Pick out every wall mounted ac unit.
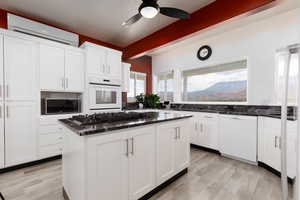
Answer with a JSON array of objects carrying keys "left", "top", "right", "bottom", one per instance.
[{"left": 7, "top": 14, "right": 79, "bottom": 47}]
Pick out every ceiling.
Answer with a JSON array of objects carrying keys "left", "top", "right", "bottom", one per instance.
[{"left": 0, "top": 0, "right": 215, "bottom": 47}]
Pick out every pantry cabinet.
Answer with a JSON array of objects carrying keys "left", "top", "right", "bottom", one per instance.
[
  {"left": 0, "top": 35, "right": 4, "bottom": 169},
  {"left": 81, "top": 42, "right": 122, "bottom": 80},
  {"left": 40, "top": 44, "right": 85, "bottom": 92},
  {"left": 190, "top": 112, "right": 219, "bottom": 150},
  {"left": 2, "top": 36, "right": 39, "bottom": 167},
  {"left": 156, "top": 120, "right": 190, "bottom": 185},
  {"left": 258, "top": 117, "right": 297, "bottom": 178}
]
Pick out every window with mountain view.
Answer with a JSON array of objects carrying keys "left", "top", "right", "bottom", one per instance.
[
  {"left": 182, "top": 60, "right": 247, "bottom": 102},
  {"left": 157, "top": 71, "right": 174, "bottom": 102}
]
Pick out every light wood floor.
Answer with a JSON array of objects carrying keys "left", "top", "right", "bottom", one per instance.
[{"left": 0, "top": 148, "right": 293, "bottom": 200}]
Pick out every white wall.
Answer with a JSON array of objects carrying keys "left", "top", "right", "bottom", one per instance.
[{"left": 152, "top": 8, "right": 300, "bottom": 105}]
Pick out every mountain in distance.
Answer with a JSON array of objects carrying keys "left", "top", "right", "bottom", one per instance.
[{"left": 186, "top": 80, "right": 247, "bottom": 102}]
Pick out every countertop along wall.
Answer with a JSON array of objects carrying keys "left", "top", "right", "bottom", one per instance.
[{"left": 151, "top": 8, "right": 300, "bottom": 105}]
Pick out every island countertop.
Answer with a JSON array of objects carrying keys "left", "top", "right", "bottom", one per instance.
[{"left": 59, "top": 111, "right": 193, "bottom": 136}]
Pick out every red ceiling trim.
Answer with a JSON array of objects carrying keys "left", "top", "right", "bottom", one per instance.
[
  {"left": 0, "top": 8, "right": 122, "bottom": 51},
  {"left": 122, "top": 0, "right": 275, "bottom": 59}
]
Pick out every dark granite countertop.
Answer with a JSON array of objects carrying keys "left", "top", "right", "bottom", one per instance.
[{"left": 59, "top": 112, "right": 193, "bottom": 136}]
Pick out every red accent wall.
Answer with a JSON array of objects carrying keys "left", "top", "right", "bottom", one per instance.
[
  {"left": 124, "top": 56, "right": 152, "bottom": 94},
  {"left": 122, "top": 0, "right": 275, "bottom": 59},
  {"left": 0, "top": 8, "right": 122, "bottom": 51}
]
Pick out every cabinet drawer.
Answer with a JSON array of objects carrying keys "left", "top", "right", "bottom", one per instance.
[
  {"left": 39, "top": 133, "right": 62, "bottom": 146},
  {"left": 40, "top": 124, "right": 62, "bottom": 135},
  {"left": 39, "top": 143, "right": 62, "bottom": 159}
]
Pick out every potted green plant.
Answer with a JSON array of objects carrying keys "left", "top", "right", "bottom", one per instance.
[
  {"left": 144, "top": 94, "right": 160, "bottom": 108},
  {"left": 135, "top": 94, "right": 145, "bottom": 109}
]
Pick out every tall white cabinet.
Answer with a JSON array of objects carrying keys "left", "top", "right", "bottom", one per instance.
[
  {"left": 1, "top": 35, "right": 38, "bottom": 167},
  {"left": 0, "top": 35, "right": 4, "bottom": 169}
]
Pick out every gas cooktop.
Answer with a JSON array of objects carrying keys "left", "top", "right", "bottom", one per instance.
[{"left": 70, "top": 112, "right": 159, "bottom": 126}]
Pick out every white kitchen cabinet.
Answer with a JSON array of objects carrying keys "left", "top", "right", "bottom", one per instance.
[
  {"left": 0, "top": 35, "right": 4, "bottom": 169},
  {"left": 40, "top": 44, "right": 65, "bottom": 91},
  {"left": 4, "top": 36, "right": 38, "bottom": 101},
  {"left": 81, "top": 42, "right": 122, "bottom": 80},
  {"left": 86, "top": 133, "right": 128, "bottom": 200},
  {"left": 106, "top": 49, "right": 122, "bottom": 79},
  {"left": 190, "top": 113, "right": 219, "bottom": 150},
  {"left": 156, "top": 120, "right": 190, "bottom": 185},
  {"left": 65, "top": 49, "right": 85, "bottom": 92},
  {"left": 219, "top": 115, "right": 257, "bottom": 163},
  {"left": 258, "top": 117, "right": 297, "bottom": 178},
  {"left": 122, "top": 62, "right": 131, "bottom": 92},
  {"left": 40, "top": 44, "right": 85, "bottom": 92},
  {"left": 5, "top": 102, "right": 37, "bottom": 167},
  {"left": 128, "top": 127, "right": 156, "bottom": 200}
]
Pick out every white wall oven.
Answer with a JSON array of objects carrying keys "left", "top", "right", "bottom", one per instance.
[{"left": 89, "top": 83, "right": 121, "bottom": 111}]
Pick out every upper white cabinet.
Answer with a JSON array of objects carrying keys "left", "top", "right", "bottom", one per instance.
[
  {"left": 122, "top": 62, "right": 131, "bottom": 92},
  {"left": 258, "top": 117, "right": 297, "bottom": 178},
  {"left": 219, "top": 115, "right": 257, "bottom": 163},
  {"left": 65, "top": 49, "right": 85, "bottom": 91},
  {"left": 4, "top": 36, "right": 38, "bottom": 101},
  {"left": 40, "top": 43, "right": 85, "bottom": 92},
  {"left": 190, "top": 112, "right": 219, "bottom": 150},
  {"left": 156, "top": 120, "right": 190, "bottom": 185},
  {"left": 81, "top": 42, "right": 122, "bottom": 80}
]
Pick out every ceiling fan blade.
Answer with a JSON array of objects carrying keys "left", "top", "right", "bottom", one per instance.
[
  {"left": 122, "top": 13, "right": 143, "bottom": 26},
  {"left": 160, "top": 7, "right": 190, "bottom": 19}
]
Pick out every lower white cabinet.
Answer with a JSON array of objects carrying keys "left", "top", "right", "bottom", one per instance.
[
  {"left": 258, "top": 117, "right": 297, "bottom": 178},
  {"left": 190, "top": 112, "right": 219, "bottom": 150},
  {"left": 219, "top": 115, "right": 257, "bottom": 163},
  {"left": 63, "top": 118, "right": 191, "bottom": 200},
  {"left": 5, "top": 102, "right": 38, "bottom": 167},
  {"left": 156, "top": 120, "right": 190, "bottom": 185}
]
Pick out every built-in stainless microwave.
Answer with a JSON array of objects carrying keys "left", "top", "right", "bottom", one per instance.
[{"left": 41, "top": 98, "right": 81, "bottom": 115}]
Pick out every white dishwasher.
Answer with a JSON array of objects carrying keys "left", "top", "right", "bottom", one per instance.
[{"left": 219, "top": 114, "right": 258, "bottom": 163}]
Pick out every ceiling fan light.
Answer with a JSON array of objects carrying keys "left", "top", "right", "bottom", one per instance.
[{"left": 140, "top": 6, "right": 159, "bottom": 18}]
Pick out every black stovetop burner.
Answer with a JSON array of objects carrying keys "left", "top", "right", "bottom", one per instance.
[{"left": 71, "top": 112, "right": 159, "bottom": 126}]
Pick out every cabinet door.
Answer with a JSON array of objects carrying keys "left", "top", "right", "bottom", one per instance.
[
  {"left": 174, "top": 122, "right": 190, "bottom": 172},
  {"left": 40, "top": 44, "right": 65, "bottom": 91},
  {"left": 156, "top": 123, "right": 176, "bottom": 185},
  {"left": 0, "top": 35, "right": 3, "bottom": 169},
  {"left": 65, "top": 50, "right": 85, "bottom": 92},
  {"left": 4, "top": 36, "right": 38, "bottom": 101},
  {"left": 5, "top": 102, "right": 37, "bottom": 167},
  {"left": 86, "top": 47, "right": 106, "bottom": 76},
  {"left": 86, "top": 134, "right": 128, "bottom": 200},
  {"left": 202, "top": 115, "right": 219, "bottom": 150},
  {"left": 106, "top": 50, "right": 121, "bottom": 78},
  {"left": 128, "top": 127, "right": 155, "bottom": 200},
  {"left": 219, "top": 115, "right": 257, "bottom": 162}
]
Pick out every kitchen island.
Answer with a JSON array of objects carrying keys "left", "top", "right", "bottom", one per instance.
[{"left": 60, "top": 111, "right": 193, "bottom": 200}]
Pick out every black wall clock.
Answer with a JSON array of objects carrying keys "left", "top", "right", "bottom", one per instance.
[{"left": 197, "top": 45, "right": 212, "bottom": 61}]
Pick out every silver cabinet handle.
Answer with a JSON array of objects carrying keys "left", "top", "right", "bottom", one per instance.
[
  {"left": 131, "top": 138, "right": 134, "bottom": 155},
  {"left": 126, "top": 139, "right": 129, "bottom": 157},
  {"left": 61, "top": 78, "right": 65, "bottom": 89},
  {"left": 232, "top": 117, "right": 242, "bottom": 120},
  {"left": 6, "top": 105, "right": 9, "bottom": 118},
  {"left": 200, "top": 123, "right": 203, "bottom": 133},
  {"left": 204, "top": 116, "right": 213, "bottom": 118},
  {"left": 275, "top": 136, "right": 277, "bottom": 148},
  {"left": 275, "top": 136, "right": 281, "bottom": 148},
  {"left": 174, "top": 128, "right": 178, "bottom": 139},
  {"left": 6, "top": 85, "right": 9, "bottom": 98},
  {"left": 178, "top": 127, "right": 181, "bottom": 139},
  {"left": 66, "top": 78, "right": 69, "bottom": 89}
]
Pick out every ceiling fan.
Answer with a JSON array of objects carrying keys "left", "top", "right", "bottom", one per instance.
[{"left": 122, "top": 0, "right": 191, "bottom": 26}]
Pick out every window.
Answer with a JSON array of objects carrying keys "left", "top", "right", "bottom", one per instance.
[
  {"left": 274, "top": 51, "right": 299, "bottom": 105},
  {"left": 127, "top": 71, "right": 146, "bottom": 102},
  {"left": 182, "top": 60, "right": 247, "bottom": 102},
  {"left": 157, "top": 71, "right": 174, "bottom": 102}
]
